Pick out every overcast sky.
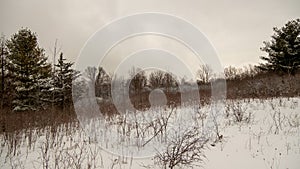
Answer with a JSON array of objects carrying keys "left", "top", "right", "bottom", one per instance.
[{"left": 0, "top": 0, "right": 299, "bottom": 69}]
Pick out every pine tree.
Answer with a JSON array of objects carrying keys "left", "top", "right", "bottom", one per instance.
[
  {"left": 6, "top": 28, "right": 51, "bottom": 111},
  {"left": 95, "top": 67, "right": 111, "bottom": 99},
  {"left": 258, "top": 18, "right": 300, "bottom": 75},
  {"left": 52, "top": 53, "right": 79, "bottom": 109},
  {"left": 0, "top": 35, "right": 9, "bottom": 109}
]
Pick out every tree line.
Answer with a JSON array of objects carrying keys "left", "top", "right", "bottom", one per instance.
[{"left": 0, "top": 18, "right": 299, "bottom": 112}]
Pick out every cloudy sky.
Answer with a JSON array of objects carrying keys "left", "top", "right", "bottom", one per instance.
[{"left": 0, "top": 0, "right": 299, "bottom": 70}]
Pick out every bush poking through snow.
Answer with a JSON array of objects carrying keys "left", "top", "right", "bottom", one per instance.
[
  {"left": 227, "top": 100, "right": 252, "bottom": 124},
  {"left": 155, "top": 127, "right": 208, "bottom": 169}
]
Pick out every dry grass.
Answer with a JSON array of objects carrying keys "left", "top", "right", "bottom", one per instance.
[{"left": 0, "top": 107, "right": 77, "bottom": 134}]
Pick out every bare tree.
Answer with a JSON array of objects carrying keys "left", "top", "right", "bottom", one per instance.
[
  {"left": 162, "top": 72, "right": 177, "bottom": 93},
  {"left": 128, "top": 67, "right": 147, "bottom": 108},
  {"left": 224, "top": 66, "right": 238, "bottom": 80},
  {"left": 84, "top": 66, "right": 97, "bottom": 97},
  {"left": 85, "top": 66, "right": 97, "bottom": 83},
  {"left": 136, "top": 69, "right": 178, "bottom": 93},
  {"left": 129, "top": 67, "right": 147, "bottom": 94},
  {"left": 149, "top": 70, "right": 165, "bottom": 89},
  {"left": 197, "top": 64, "right": 212, "bottom": 84},
  {"left": 225, "top": 64, "right": 260, "bottom": 81},
  {"left": 50, "top": 39, "right": 61, "bottom": 110}
]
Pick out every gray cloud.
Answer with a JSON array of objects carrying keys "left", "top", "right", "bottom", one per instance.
[{"left": 0, "top": 0, "right": 299, "bottom": 68}]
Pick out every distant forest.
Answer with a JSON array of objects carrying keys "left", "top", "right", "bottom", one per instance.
[{"left": 0, "top": 18, "right": 299, "bottom": 113}]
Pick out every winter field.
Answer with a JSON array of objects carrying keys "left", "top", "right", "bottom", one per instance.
[{"left": 0, "top": 97, "right": 300, "bottom": 169}]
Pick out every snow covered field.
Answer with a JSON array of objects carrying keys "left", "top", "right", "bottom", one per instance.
[
  {"left": 1, "top": 97, "right": 300, "bottom": 169},
  {"left": 204, "top": 98, "right": 300, "bottom": 169}
]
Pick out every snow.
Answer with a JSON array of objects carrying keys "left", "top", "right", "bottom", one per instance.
[
  {"left": 1, "top": 97, "right": 300, "bottom": 168},
  {"left": 203, "top": 98, "right": 300, "bottom": 169}
]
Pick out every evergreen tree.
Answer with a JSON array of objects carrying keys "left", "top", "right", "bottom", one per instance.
[
  {"left": 6, "top": 28, "right": 51, "bottom": 111},
  {"left": 95, "top": 67, "right": 111, "bottom": 99},
  {"left": 0, "top": 35, "right": 9, "bottom": 108},
  {"left": 52, "top": 53, "right": 79, "bottom": 109},
  {"left": 258, "top": 18, "right": 300, "bottom": 75}
]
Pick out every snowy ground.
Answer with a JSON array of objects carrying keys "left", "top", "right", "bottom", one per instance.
[
  {"left": 204, "top": 98, "right": 300, "bottom": 169},
  {"left": 0, "top": 97, "right": 300, "bottom": 169}
]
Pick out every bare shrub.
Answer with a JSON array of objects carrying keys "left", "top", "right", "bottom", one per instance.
[
  {"left": 227, "top": 100, "right": 252, "bottom": 123},
  {"left": 287, "top": 113, "right": 300, "bottom": 128},
  {"left": 269, "top": 101, "right": 286, "bottom": 134},
  {"left": 155, "top": 127, "right": 208, "bottom": 169}
]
